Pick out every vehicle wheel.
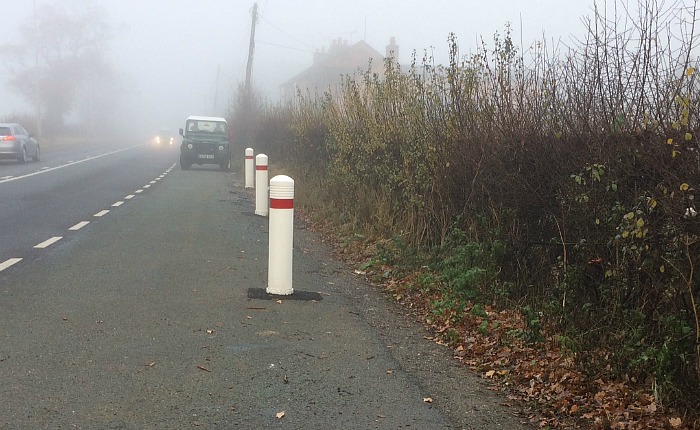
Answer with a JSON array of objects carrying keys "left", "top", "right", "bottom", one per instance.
[
  {"left": 32, "top": 145, "right": 40, "bottom": 162},
  {"left": 18, "top": 147, "right": 27, "bottom": 164},
  {"left": 180, "top": 156, "right": 190, "bottom": 170}
]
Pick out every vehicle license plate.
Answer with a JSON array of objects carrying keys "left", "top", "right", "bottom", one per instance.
[{"left": 198, "top": 154, "right": 215, "bottom": 159}]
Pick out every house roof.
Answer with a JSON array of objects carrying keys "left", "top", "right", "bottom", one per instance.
[{"left": 283, "top": 40, "right": 385, "bottom": 88}]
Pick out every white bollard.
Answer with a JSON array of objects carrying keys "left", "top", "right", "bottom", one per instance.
[
  {"left": 244, "top": 148, "right": 254, "bottom": 188},
  {"left": 267, "top": 175, "right": 294, "bottom": 295},
  {"left": 254, "top": 154, "right": 269, "bottom": 217}
]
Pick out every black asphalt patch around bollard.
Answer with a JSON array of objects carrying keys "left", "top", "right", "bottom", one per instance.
[{"left": 247, "top": 287, "right": 323, "bottom": 301}]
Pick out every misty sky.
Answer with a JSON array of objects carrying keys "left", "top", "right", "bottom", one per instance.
[{"left": 0, "top": 0, "right": 691, "bottom": 134}]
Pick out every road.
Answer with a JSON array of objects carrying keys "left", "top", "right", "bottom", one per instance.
[
  {"left": 0, "top": 140, "right": 531, "bottom": 429},
  {"left": 0, "top": 139, "right": 177, "bottom": 266}
]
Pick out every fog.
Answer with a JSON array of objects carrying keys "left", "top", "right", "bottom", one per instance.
[{"left": 0, "top": 0, "right": 684, "bottom": 138}]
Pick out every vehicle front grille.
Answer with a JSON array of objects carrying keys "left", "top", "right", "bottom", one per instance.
[{"left": 194, "top": 142, "right": 217, "bottom": 154}]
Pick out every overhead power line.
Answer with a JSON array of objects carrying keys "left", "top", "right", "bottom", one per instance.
[
  {"left": 255, "top": 40, "right": 313, "bottom": 53},
  {"left": 257, "top": 12, "right": 315, "bottom": 50}
]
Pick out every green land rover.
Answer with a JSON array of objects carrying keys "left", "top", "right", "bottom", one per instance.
[{"left": 179, "top": 116, "right": 231, "bottom": 171}]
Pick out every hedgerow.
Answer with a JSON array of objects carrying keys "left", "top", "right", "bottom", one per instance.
[{"left": 230, "top": 0, "right": 700, "bottom": 416}]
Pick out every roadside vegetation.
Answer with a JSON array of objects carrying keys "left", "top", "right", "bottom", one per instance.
[{"left": 230, "top": 1, "right": 700, "bottom": 428}]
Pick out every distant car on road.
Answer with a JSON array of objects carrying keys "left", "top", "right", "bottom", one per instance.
[
  {"left": 179, "top": 116, "right": 231, "bottom": 171},
  {"left": 0, "top": 123, "right": 40, "bottom": 163},
  {"left": 154, "top": 129, "right": 175, "bottom": 147}
]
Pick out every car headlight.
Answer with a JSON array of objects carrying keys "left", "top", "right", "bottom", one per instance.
[
  {"left": 169, "top": 138, "right": 174, "bottom": 144},
  {"left": 156, "top": 136, "right": 161, "bottom": 143},
  {"left": 187, "top": 143, "right": 193, "bottom": 149}
]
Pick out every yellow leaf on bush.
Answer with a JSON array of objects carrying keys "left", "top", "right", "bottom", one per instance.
[
  {"left": 667, "top": 138, "right": 673, "bottom": 145},
  {"left": 670, "top": 417, "right": 683, "bottom": 427},
  {"left": 680, "top": 183, "right": 690, "bottom": 191},
  {"left": 685, "top": 132, "right": 693, "bottom": 141},
  {"left": 687, "top": 67, "right": 696, "bottom": 76}
]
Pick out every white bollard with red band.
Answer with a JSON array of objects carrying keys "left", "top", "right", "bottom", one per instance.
[
  {"left": 255, "top": 154, "right": 269, "bottom": 216},
  {"left": 267, "top": 175, "right": 294, "bottom": 295},
  {"left": 244, "top": 148, "right": 254, "bottom": 188}
]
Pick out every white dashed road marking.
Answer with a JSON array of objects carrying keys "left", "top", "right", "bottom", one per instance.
[
  {"left": 34, "top": 237, "right": 63, "bottom": 249},
  {"left": 1, "top": 163, "right": 176, "bottom": 274},
  {"left": 69, "top": 221, "right": 90, "bottom": 231},
  {"left": 0, "top": 258, "right": 22, "bottom": 272}
]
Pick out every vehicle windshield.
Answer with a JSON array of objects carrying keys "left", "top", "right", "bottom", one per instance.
[{"left": 186, "top": 120, "right": 226, "bottom": 134}]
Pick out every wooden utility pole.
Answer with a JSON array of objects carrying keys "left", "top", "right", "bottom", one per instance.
[{"left": 245, "top": 3, "right": 258, "bottom": 93}]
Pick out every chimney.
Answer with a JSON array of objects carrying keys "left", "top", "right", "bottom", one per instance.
[{"left": 386, "top": 36, "right": 399, "bottom": 61}]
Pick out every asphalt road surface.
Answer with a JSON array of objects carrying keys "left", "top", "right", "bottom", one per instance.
[{"left": 0, "top": 140, "right": 532, "bottom": 429}]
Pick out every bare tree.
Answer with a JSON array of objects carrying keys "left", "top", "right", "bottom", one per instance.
[{"left": 2, "top": 2, "right": 116, "bottom": 134}]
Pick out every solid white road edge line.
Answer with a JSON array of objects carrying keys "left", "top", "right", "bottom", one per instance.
[{"left": 0, "top": 145, "right": 142, "bottom": 184}]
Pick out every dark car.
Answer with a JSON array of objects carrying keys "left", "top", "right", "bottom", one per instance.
[
  {"left": 179, "top": 116, "right": 231, "bottom": 171},
  {"left": 0, "top": 123, "right": 40, "bottom": 163}
]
